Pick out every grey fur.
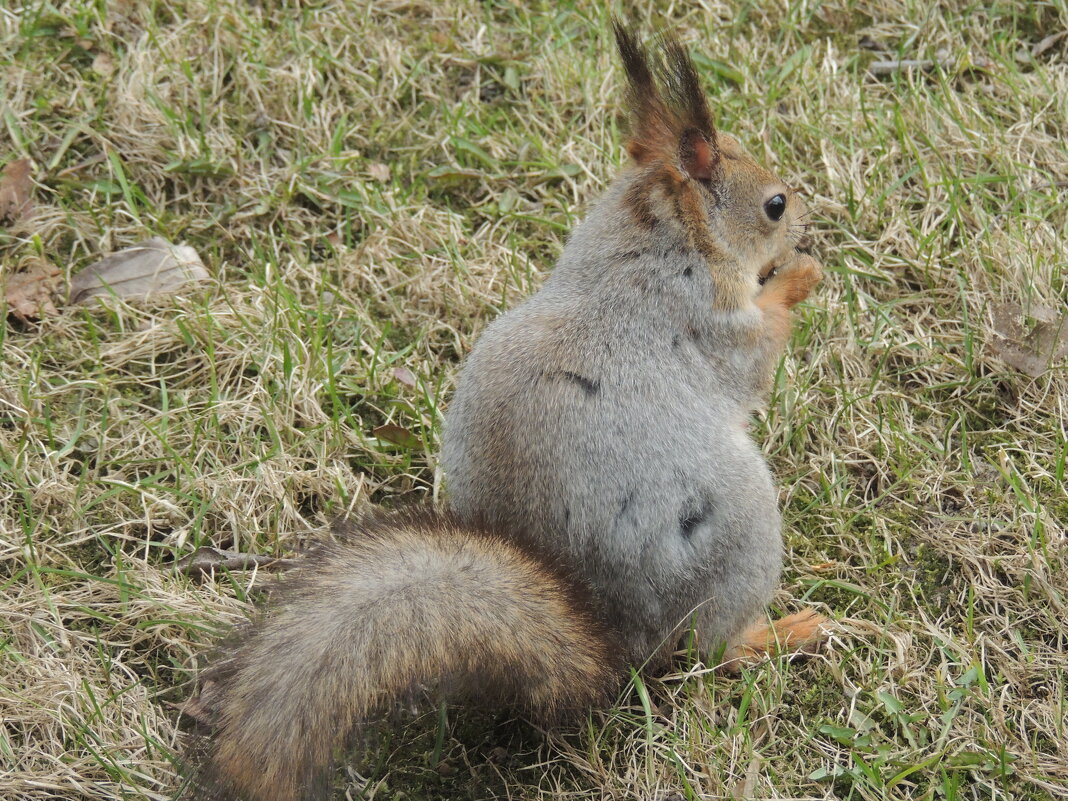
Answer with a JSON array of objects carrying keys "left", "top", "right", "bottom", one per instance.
[{"left": 443, "top": 175, "right": 785, "bottom": 664}]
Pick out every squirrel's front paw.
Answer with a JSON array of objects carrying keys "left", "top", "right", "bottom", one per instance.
[{"left": 760, "top": 254, "right": 823, "bottom": 309}]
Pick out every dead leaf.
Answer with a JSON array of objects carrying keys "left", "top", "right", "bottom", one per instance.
[
  {"left": 730, "top": 756, "right": 762, "bottom": 799},
  {"left": 92, "top": 52, "right": 115, "bottom": 78},
  {"left": 990, "top": 302, "right": 1068, "bottom": 377},
  {"left": 70, "top": 237, "right": 210, "bottom": 304},
  {"left": 367, "top": 162, "right": 391, "bottom": 183},
  {"left": 392, "top": 366, "right": 417, "bottom": 388},
  {"left": 1033, "top": 30, "right": 1068, "bottom": 58},
  {"left": 175, "top": 545, "right": 298, "bottom": 577},
  {"left": 0, "top": 158, "right": 34, "bottom": 224},
  {"left": 5, "top": 257, "right": 60, "bottom": 321},
  {"left": 372, "top": 424, "right": 421, "bottom": 450}
]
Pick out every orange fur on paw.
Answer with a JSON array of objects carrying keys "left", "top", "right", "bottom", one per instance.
[
  {"left": 758, "top": 254, "right": 823, "bottom": 310},
  {"left": 717, "top": 609, "right": 830, "bottom": 674}
]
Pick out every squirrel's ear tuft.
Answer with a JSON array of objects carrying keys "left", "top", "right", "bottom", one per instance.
[
  {"left": 613, "top": 21, "right": 670, "bottom": 165},
  {"left": 659, "top": 37, "right": 719, "bottom": 180},
  {"left": 613, "top": 21, "right": 720, "bottom": 181}
]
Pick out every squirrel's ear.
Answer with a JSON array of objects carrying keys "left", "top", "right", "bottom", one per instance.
[
  {"left": 614, "top": 22, "right": 720, "bottom": 180},
  {"left": 681, "top": 129, "right": 717, "bottom": 181}
]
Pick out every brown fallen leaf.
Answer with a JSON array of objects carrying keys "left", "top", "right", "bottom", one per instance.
[
  {"left": 70, "top": 237, "right": 210, "bottom": 304},
  {"left": 730, "top": 755, "right": 763, "bottom": 799},
  {"left": 175, "top": 545, "right": 299, "bottom": 577},
  {"left": 0, "top": 158, "right": 34, "bottom": 224},
  {"left": 392, "top": 366, "right": 418, "bottom": 388},
  {"left": 991, "top": 302, "right": 1068, "bottom": 377},
  {"left": 372, "top": 423, "right": 422, "bottom": 450},
  {"left": 1033, "top": 30, "right": 1068, "bottom": 58},
  {"left": 5, "top": 257, "right": 61, "bottom": 321}
]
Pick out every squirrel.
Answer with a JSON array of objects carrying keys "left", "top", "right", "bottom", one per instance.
[{"left": 182, "top": 22, "right": 827, "bottom": 801}]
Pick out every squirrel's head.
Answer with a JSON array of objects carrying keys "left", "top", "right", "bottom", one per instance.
[{"left": 613, "top": 23, "right": 810, "bottom": 301}]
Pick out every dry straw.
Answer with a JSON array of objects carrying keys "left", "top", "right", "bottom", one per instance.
[{"left": 1, "top": 1, "right": 1065, "bottom": 799}]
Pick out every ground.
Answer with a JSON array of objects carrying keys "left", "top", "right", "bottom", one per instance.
[{"left": 1, "top": 1, "right": 1066, "bottom": 800}]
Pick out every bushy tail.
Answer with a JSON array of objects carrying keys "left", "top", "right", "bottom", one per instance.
[{"left": 185, "top": 510, "right": 619, "bottom": 801}]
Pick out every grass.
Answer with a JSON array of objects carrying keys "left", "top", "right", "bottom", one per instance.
[{"left": 1, "top": 0, "right": 1066, "bottom": 799}]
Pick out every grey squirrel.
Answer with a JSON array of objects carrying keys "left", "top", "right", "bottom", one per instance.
[{"left": 183, "top": 23, "right": 827, "bottom": 801}]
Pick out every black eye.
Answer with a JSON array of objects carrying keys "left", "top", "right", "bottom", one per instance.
[{"left": 764, "top": 193, "right": 786, "bottom": 222}]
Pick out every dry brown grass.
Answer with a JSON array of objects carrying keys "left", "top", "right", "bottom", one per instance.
[{"left": 1, "top": 1, "right": 1066, "bottom": 799}]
